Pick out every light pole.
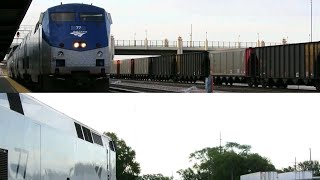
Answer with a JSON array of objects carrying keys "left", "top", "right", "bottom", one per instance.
[
  {"left": 258, "top": 33, "right": 260, "bottom": 47},
  {"left": 311, "top": 0, "right": 313, "bottom": 42},
  {"left": 145, "top": 30, "right": 148, "bottom": 47},
  {"left": 189, "top": 24, "right": 193, "bottom": 47}
]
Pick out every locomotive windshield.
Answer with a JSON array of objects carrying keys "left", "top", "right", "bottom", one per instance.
[
  {"left": 80, "top": 13, "right": 104, "bottom": 22},
  {"left": 51, "top": 13, "right": 76, "bottom": 22}
]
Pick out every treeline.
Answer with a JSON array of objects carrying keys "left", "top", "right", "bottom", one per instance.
[{"left": 105, "top": 132, "right": 319, "bottom": 180}]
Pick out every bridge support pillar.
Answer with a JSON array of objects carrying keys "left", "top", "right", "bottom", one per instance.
[
  {"left": 177, "top": 36, "right": 183, "bottom": 54},
  {"left": 144, "top": 38, "right": 148, "bottom": 48},
  {"left": 205, "top": 39, "right": 209, "bottom": 51},
  {"left": 110, "top": 35, "right": 115, "bottom": 60}
]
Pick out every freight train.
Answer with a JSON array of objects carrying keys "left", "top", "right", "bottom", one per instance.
[
  {"left": 7, "top": 3, "right": 113, "bottom": 91},
  {"left": 111, "top": 53, "right": 210, "bottom": 83},
  {"left": 0, "top": 93, "right": 117, "bottom": 180},
  {"left": 111, "top": 41, "right": 320, "bottom": 91}
]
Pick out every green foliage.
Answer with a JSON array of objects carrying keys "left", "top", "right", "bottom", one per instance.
[
  {"left": 281, "top": 160, "right": 320, "bottom": 176},
  {"left": 178, "top": 142, "right": 276, "bottom": 180},
  {"left": 104, "top": 132, "right": 141, "bottom": 180},
  {"left": 136, "top": 174, "right": 173, "bottom": 180}
]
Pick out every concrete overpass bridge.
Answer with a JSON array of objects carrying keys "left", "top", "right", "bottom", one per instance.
[
  {"left": 9, "top": 28, "right": 282, "bottom": 57},
  {"left": 112, "top": 37, "right": 282, "bottom": 56},
  {"left": 0, "top": 0, "right": 33, "bottom": 61}
]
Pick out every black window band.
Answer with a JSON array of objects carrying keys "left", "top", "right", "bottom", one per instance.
[{"left": 7, "top": 93, "right": 24, "bottom": 115}]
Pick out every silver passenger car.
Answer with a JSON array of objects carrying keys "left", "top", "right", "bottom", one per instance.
[{"left": 0, "top": 93, "right": 116, "bottom": 180}]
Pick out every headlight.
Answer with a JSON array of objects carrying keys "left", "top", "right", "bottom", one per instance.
[
  {"left": 81, "top": 42, "right": 87, "bottom": 48},
  {"left": 57, "top": 51, "right": 64, "bottom": 57},
  {"left": 97, "top": 51, "right": 103, "bottom": 57},
  {"left": 74, "top": 42, "right": 80, "bottom": 48}
]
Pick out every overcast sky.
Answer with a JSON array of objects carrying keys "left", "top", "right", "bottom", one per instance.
[
  {"left": 28, "top": 93, "right": 320, "bottom": 179},
  {"left": 21, "top": 0, "right": 320, "bottom": 43},
  {"left": 17, "top": 0, "right": 320, "bottom": 178}
]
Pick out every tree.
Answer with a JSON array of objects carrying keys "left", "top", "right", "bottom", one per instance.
[
  {"left": 104, "top": 132, "right": 141, "bottom": 180},
  {"left": 178, "top": 142, "right": 276, "bottom": 180},
  {"left": 137, "top": 174, "right": 172, "bottom": 180},
  {"left": 298, "top": 160, "right": 320, "bottom": 176},
  {"left": 280, "top": 166, "right": 295, "bottom": 173},
  {"left": 177, "top": 168, "right": 199, "bottom": 180},
  {"left": 280, "top": 160, "right": 320, "bottom": 176}
]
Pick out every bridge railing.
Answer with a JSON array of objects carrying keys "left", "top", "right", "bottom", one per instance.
[
  {"left": 115, "top": 40, "right": 282, "bottom": 49},
  {"left": 115, "top": 40, "right": 178, "bottom": 47},
  {"left": 10, "top": 37, "right": 283, "bottom": 49}
]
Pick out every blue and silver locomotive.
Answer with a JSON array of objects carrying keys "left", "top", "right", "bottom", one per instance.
[{"left": 7, "top": 3, "right": 113, "bottom": 91}]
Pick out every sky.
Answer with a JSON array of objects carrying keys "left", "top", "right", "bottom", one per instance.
[
  {"left": 28, "top": 93, "right": 320, "bottom": 179},
  {"left": 16, "top": 0, "right": 320, "bottom": 178},
  {"left": 20, "top": 0, "right": 320, "bottom": 44}
]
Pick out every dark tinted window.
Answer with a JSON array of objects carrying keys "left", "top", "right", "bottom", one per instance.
[
  {"left": 82, "top": 127, "right": 93, "bottom": 143},
  {"left": 109, "top": 141, "right": 116, "bottom": 151},
  {"left": 112, "top": 141, "right": 117, "bottom": 151},
  {"left": 7, "top": 93, "right": 24, "bottom": 115},
  {"left": 80, "top": 13, "right": 104, "bottom": 22},
  {"left": 92, "top": 133, "right": 103, "bottom": 146},
  {"left": 51, "top": 13, "right": 76, "bottom": 22},
  {"left": 74, "top": 123, "right": 84, "bottom": 140}
]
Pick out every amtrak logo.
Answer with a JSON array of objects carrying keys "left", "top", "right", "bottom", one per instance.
[{"left": 70, "top": 31, "right": 88, "bottom": 37}]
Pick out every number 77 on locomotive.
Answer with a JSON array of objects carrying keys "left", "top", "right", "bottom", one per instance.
[{"left": 7, "top": 3, "right": 113, "bottom": 91}]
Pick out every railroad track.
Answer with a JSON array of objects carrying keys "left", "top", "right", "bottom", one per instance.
[
  {"left": 110, "top": 79, "right": 317, "bottom": 93},
  {"left": 109, "top": 84, "right": 177, "bottom": 93}
]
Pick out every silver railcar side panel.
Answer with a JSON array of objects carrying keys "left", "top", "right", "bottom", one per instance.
[
  {"left": 134, "top": 58, "right": 149, "bottom": 75},
  {"left": 29, "top": 26, "right": 42, "bottom": 82},
  {"left": 210, "top": 49, "right": 246, "bottom": 76},
  {"left": 110, "top": 61, "right": 118, "bottom": 74},
  {"left": 0, "top": 107, "right": 41, "bottom": 180},
  {"left": 20, "top": 94, "right": 76, "bottom": 136},
  {"left": 120, "top": 60, "right": 131, "bottom": 74},
  {"left": 0, "top": 94, "right": 116, "bottom": 180}
]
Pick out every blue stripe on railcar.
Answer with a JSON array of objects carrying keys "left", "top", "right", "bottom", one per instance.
[{"left": 41, "top": 3, "right": 110, "bottom": 51}]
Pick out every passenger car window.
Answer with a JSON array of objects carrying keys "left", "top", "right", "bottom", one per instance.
[
  {"left": 92, "top": 132, "right": 103, "bottom": 146},
  {"left": 82, "top": 126, "right": 93, "bottom": 143},
  {"left": 74, "top": 123, "right": 84, "bottom": 140}
]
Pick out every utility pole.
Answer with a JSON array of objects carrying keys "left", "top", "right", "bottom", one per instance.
[
  {"left": 219, "top": 131, "right": 222, "bottom": 154},
  {"left": 295, "top": 157, "right": 297, "bottom": 180},
  {"left": 310, "top": 148, "right": 313, "bottom": 176},
  {"left": 310, "top": 148, "right": 312, "bottom": 161}
]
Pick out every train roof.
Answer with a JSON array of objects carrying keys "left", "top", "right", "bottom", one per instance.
[
  {"left": 0, "top": 93, "right": 105, "bottom": 138},
  {"left": 47, "top": 3, "right": 106, "bottom": 13}
]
